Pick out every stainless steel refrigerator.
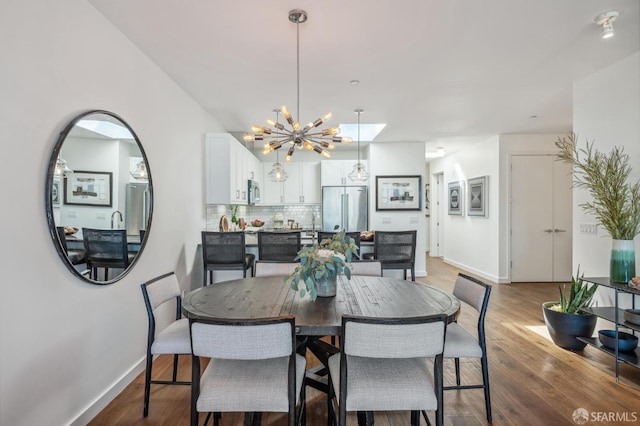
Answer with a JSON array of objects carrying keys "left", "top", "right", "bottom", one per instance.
[
  {"left": 322, "top": 186, "right": 368, "bottom": 232},
  {"left": 125, "top": 183, "right": 151, "bottom": 238}
]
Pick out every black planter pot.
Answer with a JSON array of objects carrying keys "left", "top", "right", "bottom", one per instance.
[{"left": 542, "top": 302, "right": 597, "bottom": 351}]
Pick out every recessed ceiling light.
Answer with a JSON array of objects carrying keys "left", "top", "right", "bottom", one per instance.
[
  {"left": 594, "top": 11, "right": 619, "bottom": 39},
  {"left": 349, "top": 80, "right": 360, "bottom": 86}
]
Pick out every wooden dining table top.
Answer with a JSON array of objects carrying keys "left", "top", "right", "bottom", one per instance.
[{"left": 182, "top": 275, "right": 460, "bottom": 336}]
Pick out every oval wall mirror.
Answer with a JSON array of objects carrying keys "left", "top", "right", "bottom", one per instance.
[{"left": 45, "top": 110, "right": 153, "bottom": 285}]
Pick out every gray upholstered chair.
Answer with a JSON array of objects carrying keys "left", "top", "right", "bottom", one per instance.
[
  {"left": 443, "top": 273, "right": 493, "bottom": 422},
  {"left": 189, "top": 315, "right": 306, "bottom": 426},
  {"left": 140, "top": 272, "right": 191, "bottom": 417},
  {"left": 258, "top": 231, "right": 301, "bottom": 262},
  {"left": 328, "top": 314, "right": 447, "bottom": 426},
  {"left": 202, "top": 231, "right": 255, "bottom": 285},
  {"left": 254, "top": 261, "right": 300, "bottom": 277},
  {"left": 362, "top": 230, "right": 417, "bottom": 281},
  {"left": 347, "top": 260, "right": 382, "bottom": 277}
]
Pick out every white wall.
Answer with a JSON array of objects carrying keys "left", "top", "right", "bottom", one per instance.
[
  {"left": 0, "top": 1, "right": 223, "bottom": 425},
  {"left": 573, "top": 52, "right": 640, "bottom": 307},
  {"left": 369, "top": 142, "right": 427, "bottom": 276},
  {"left": 429, "top": 137, "right": 501, "bottom": 281}
]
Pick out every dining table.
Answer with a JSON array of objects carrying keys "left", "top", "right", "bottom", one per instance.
[
  {"left": 181, "top": 275, "right": 461, "bottom": 336},
  {"left": 182, "top": 274, "right": 461, "bottom": 418}
]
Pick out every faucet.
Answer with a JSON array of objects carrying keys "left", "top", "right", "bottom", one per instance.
[{"left": 111, "top": 210, "right": 123, "bottom": 229}]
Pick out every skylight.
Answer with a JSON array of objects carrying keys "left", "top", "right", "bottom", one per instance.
[
  {"left": 338, "top": 123, "right": 386, "bottom": 142},
  {"left": 76, "top": 119, "right": 134, "bottom": 140}
]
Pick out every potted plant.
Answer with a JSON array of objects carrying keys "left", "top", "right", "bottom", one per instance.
[
  {"left": 555, "top": 133, "right": 640, "bottom": 283},
  {"left": 542, "top": 268, "right": 599, "bottom": 350},
  {"left": 286, "top": 229, "right": 359, "bottom": 300}
]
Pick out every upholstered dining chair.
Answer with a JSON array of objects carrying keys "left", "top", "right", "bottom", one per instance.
[
  {"left": 140, "top": 272, "right": 191, "bottom": 417},
  {"left": 362, "top": 230, "right": 417, "bottom": 281},
  {"left": 189, "top": 315, "right": 306, "bottom": 426},
  {"left": 258, "top": 231, "right": 301, "bottom": 262},
  {"left": 82, "top": 228, "right": 134, "bottom": 281},
  {"left": 328, "top": 314, "right": 447, "bottom": 426},
  {"left": 254, "top": 261, "right": 300, "bottom": 278},
  {"left": 443, "top": 273, "right": 493, "bottom": 422},
  {"left": 347, "top": 260, "right": 382, "bottom": 277},
  {"left": 201, "top": 231, "right": 255, "bottom": 285}
]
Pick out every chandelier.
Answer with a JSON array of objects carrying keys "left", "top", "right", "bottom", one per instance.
[
  {"left": 243, "top": 9, "right": 352, "bottom": 161},
  {"left": 348, "top": 109, "right": 370, "bottom": 182}
]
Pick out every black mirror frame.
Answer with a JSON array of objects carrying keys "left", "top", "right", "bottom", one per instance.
[{"left": 45, "top": 110, "right": 153, "bottom": 285}]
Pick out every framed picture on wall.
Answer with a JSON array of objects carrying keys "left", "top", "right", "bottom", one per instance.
[
  {"left": 64, "top": 170, "right": 113, "bottom": 207},
  {"left": 448, "top": 181, "right": 463, "bottom": 215},
  {"left": 376, "top": 175, "right": 422, "bottom": 211},
  {"left": 467, "top": 176, "right": 488, "bottom": 217},
  {"left": 52, "top": 177, "right": 61, "bottom": 207},
  {"left": 424, "top": 183, "right": 431, "bottom": 217}
]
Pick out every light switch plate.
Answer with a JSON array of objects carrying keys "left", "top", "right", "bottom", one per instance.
[{"left": 579, "top": 223, "right": 598, "bottom": 235}]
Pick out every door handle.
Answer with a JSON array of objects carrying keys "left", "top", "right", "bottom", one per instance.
[
  {"left": 554, "top": 229, "right": 567, "bottom": 233},
  {"left": 544, "top": 229, "right": 554, "bottom": 233}
]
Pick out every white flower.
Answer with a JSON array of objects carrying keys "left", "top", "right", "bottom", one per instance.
[{"left": 315, "top": 249, "right": 344, "bottom": 261}]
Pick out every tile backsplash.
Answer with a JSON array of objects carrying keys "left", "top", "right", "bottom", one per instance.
[{"left": 206, "top": 204, "right": 321, "bottom": 231}]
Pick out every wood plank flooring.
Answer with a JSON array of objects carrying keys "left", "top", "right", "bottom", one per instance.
[{"left": 90, "top": 257, "right": 640, "bottom": 425}]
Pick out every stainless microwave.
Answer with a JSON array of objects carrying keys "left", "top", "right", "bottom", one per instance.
[{"left": 247, "top": 179, "right": 260, "bottom": 205}]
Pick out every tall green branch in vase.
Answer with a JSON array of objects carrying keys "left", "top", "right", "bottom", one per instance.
[{"left": 555, "top": 133, "right": 640, "bottom": 240}]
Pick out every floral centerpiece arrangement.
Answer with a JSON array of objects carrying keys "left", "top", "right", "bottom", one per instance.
[{"left": 286, "top": 229, "right": 359, "bottom": 300}]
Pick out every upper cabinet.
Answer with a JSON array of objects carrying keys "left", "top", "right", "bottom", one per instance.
[
  {"left": 205, "top": 133, "right": 261, "bottom": 205},
  {"left": 262, "top": 161, "right": 320, "bottom": 205},
  {"left": 283, "top": 162, "right": 320, "bottom": 204},
  {"left": 321, "top": 160, "right": 369, "bottom": 186}
]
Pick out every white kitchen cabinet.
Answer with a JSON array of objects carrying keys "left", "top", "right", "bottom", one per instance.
[
  {"left": 261, "top": 161, "right": 320, "bottom": 205},
  {"left": 320, "top": 160, "right": 368, "bottom": 186},
  {"left": 262, "top": 164, "right": 284, "bottom": 204},
  {"left": 283, "top": 162, "right": 320, "bottom": 204},
  {"left": 205, "top": 133, "right": 259, "bottom": 205}
]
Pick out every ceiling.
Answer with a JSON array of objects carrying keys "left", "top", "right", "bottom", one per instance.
[{"left": 89, "top": 0, "right": 639, "bottom": 156}]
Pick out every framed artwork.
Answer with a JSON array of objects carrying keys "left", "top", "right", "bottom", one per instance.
[
  {"left": 448, "top": 181, "right": 463, "bottom": 215},
  {"left": 467, "top": 175, "right": 488, "bottom": 217},
  {"left": 424, "top": 183, "right": 431, "bottom": 217},
  {"left": 52, "top": 177, "right": 61, "bottom": 207},
  {"left": 376, "top": 175, "right": 422, "bottom": 211},
  {"left": 64, "top": 170, "right": 113, "bottom": 207}
]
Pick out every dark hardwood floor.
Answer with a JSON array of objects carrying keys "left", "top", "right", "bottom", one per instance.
[{"left": 90, "top": 257, "right": 640, "bottom": 425}]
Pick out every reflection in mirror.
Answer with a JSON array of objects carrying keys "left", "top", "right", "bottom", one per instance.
[{"left": 46, "top": 110, "right": 153, "bottom": 285}]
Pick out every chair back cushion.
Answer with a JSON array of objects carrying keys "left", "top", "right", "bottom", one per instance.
[
  {"left": 191, "top": 317, "right": 294, "bottom": 360},
  {"left": 202, "top": 231, "right": 246, "bottom": 265},
  {"left": 453, "top": 273, "right": 490, "bottom": 313},
  {"left": 143, "top": 272, "right": 181, "bottom": 311},
  {"left": 347, "top": 261, "right": 382, "bottom": 277},
  {"left": 255, "top": 261, "right": 300, "bottom": 277},
  {"left": 343, "top": 315, "right": 446, "bottom": 358}
]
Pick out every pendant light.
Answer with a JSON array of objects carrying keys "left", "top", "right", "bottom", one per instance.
[
  {"left": 130, "top": 160, "right": 148, "bottom": 180},
  {"left": 348, "top": 109, "right": 369, "bottom": 182},
  {"left": 54, "top": 154, "right": 73, "bottom": 177},
  {"left": 268, "top": 109, "right": 288, "bottom": 182}
]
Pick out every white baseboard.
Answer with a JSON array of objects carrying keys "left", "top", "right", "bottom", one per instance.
[
  {"left": 70, "top": 356, "right": 146, "bottom": 426},
  {"left": 443, "top": 258, "right": 508, "bottom": 283}
]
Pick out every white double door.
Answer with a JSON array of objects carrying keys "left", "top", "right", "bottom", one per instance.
[{"left": 510, "top": 155, "right": 572, "bottom": 282}]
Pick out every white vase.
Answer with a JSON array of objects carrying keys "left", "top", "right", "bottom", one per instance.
[{"left": 316, "top": 275, "right": 337, "bottom": 298}]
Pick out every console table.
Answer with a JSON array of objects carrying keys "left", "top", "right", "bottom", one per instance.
[{"left": 579, "top": 277, "right": 640, "bottom": 383}]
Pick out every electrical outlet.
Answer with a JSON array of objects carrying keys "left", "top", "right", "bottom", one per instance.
[
  {"left": 579, "top": 223, "right": 598, "bottom": 235},
  {"left": 382, "top": 216, "right": 391, "bottom": 224}
]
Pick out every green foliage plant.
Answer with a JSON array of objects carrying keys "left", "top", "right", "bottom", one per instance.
[
  {"left": 286, "top": 228, "right": 359, "bottom": 301},
  {"left": 548, "top": 267, "right": 598, "bottom": 314},
  {"left": 555, "top": 133, "right": 640, "bottom": 240}
]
